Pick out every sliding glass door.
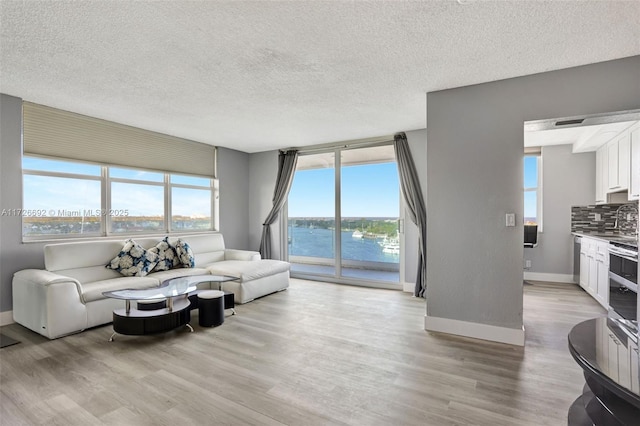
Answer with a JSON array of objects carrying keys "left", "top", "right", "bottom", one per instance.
[
  {"left": 287, "top": 152, "right": 336, "bottom": 276},
  {"left": 286, "top": 143, "right": 400, "bottom": 287}
]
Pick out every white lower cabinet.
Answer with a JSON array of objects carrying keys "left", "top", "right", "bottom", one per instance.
[
  {"left": 579, "top": 236, "right": 609, "bottom": 309},
  {"left": 588, "top": 250, "right": 598, "bottom": 297},
  {"left": 579, "top": 248, "right": 588, "bottom": 290},
  {"left": 595, "top": 246, "right": 609, "bottom": 307}
]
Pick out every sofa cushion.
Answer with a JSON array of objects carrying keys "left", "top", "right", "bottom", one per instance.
[
  {"left": 205, "top": 260, "right": 290, "bottom": 281},
  {"left": 81, "top": 276, "right": 160, "bottom": 303},
  {"left": 174, "top": 239, "right": 195, "bottom": 268},
  {"left": 150, "top": 237, "right": 179, "bottom": 272},
  {"left": 106, "top": 239, "right": 159, "bottom": 277},
  {"left": 45, "top": 240, "right": 128, "bottom": 272}
]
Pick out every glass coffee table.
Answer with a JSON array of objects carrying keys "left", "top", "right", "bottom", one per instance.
[
  {"left": 169, "top": 275, "right": 239, "bottom": 317},
  {"left": 103, "top": 274, "right": 239, "bottom": 341}
]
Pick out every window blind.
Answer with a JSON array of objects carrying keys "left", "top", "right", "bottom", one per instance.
[{"left": 22, "top": 102, "right": 216, "bottom": 177}]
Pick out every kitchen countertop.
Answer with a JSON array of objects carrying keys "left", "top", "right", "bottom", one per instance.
[
  {"left": 567, "top": 317, "right": 640, "bottom": 424},
  {"left": 573, "top": 231, "right": 638, "bottom": 248}
]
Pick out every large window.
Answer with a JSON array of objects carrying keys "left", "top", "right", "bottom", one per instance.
[
  {"left": 524, "top": 154, "right": 542, "bottom": 229},
  {"left": 22, "top": 156, "right": 217, "bottom": 240},
  {"left": 286, "top": 143, "right": 401, "bottom": 287}
]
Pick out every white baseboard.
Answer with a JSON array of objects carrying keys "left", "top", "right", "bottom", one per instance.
[
  {"left": 424, "top": 315, "right": 525, "bottom": 347},
  {"left": 523, "top": 272, "right": 576, "bottom": 284},
  {"left": 0, "top": 310, "right": 14, "bottom": 326},
  {"left": 402, "top": 281, "right": 414, "bottom": 293}
]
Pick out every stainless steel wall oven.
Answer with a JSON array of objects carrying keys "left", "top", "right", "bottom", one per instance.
[{"left": 608, "top": 241, "right": 638, "bottom": 327}]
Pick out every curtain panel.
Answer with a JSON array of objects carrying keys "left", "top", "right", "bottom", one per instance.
[
  {"left": 394, "top": 132, "right": 427, "bottom": 297},
  {"left": 259, "top": 150, "right": 299, "bottom": 259}
]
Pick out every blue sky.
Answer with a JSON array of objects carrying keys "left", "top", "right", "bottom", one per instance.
[
  {"left": 524, "top": 156, "right": 538, "bottom": 218},
  {"left": 288, "top": 162, "right": 400, "bottom": 217},
  {"left": 22, "top": 157, "right": 211, "bottom": 217}
]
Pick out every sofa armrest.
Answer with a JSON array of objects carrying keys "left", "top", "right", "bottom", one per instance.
[
  {"left": 12, "top": 269, "right": 87, "bottom": 339},
  {"left": 14, "top": 269, "right": 82, "bottom": 289},
  {"left": 13, "top": 269, "right": 84, "bottom": 302},
  {"left": 223, "top": 249, "right": 261, "bottom": 261}
]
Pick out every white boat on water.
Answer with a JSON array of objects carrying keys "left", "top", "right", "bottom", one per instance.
[
  {"left": 382, "top": 242, "right": 400, "bottom": 255},
  {"left": 352, "top": 230, "right": 363, "bottom": 239}
]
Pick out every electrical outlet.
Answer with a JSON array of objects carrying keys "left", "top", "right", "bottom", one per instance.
[
  {"left": 506, "top": 213, "right": 515, "bottom": 227},
  {"left": 525, "top": 260, "right": 531, "bottom": 268},
  {"left": 594, "top": 213, "right": 601, "bottom": 221}
]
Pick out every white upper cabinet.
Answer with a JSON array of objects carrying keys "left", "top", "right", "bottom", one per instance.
[
  {"left": 629, "top": 123, "right": 640, "bottom": 201},
  {"left": 596, "top": 145, "right": 607, "bottom": 204},
  {"left": 607, "top": 131, "right": 630, "bottom": 192},
  {"left": 594, "top": 120, "right": 638, "bottom": 203}
]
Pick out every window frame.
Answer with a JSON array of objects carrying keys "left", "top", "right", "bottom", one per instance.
[
  {"left": 169, "top": 174, "right": 217, "bottom": 232},
  {"left": 524, "top": 153, "right": 543, "bottom": 232},
  {"left": 21, "top": 155, "right": 218, "bottom": 242}
]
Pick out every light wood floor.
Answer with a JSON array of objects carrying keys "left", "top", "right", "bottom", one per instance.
[{"left": 0, "top": 279, "right": 605, "bottom": 425}]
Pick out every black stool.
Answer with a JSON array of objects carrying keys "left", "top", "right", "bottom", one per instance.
[
  {"left": 137, "top": 299, "right": 167, "bottom": 311},
  {"left": 198, "top": 290, "right": 224, "bottom": 327},
  {"left": 223, "top": 291, "right": 236, "bottom": 315}
]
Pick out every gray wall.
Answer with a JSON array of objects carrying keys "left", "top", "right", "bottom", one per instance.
[
  {"left": 1, "top": 94, "right": 46, "bottom": 313},
  {"left": 526, "top": 145, "right": 595, "bottom": 275},
  {"left": 0, "top": 94, "right": 251, "bottom": 315},
  {"left": 217, "top": 147, "right": 250, "bottom": 250},
  {"left": 426, "top": 55, "right": 640, "bottom": 331}
]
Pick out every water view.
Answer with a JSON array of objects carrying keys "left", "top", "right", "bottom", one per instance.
[{"left": 288, "top": 218, "right": 399, "bottom": 263}]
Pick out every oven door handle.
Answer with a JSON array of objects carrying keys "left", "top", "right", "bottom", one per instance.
[
  {"left": 609, "top": 250, "right": 639, "bottom": 263},
  {"left": 609, "top": 271, "right": 639, "bottom": 293}
]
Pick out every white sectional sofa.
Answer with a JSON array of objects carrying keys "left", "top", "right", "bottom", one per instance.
[{"left": 12, "top": 234, "right": 290, "bottom": 339}]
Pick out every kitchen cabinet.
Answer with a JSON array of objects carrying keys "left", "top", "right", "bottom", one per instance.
[
  {"left": 595, "top": 145, "right": 607, "bottom": 204},
  {"left": 588, "top": 253, "right": 598, "bottom": 297},
  {"left": 579, "top": 236, "right": 609, "bottom": 309},
  {"left": 607, "top": 131, "right": 630, "bottom": 192},
  {"left": 587, "top": 240, "right": 597, "bottom": 297},
  {"left": 595, "top": 244, "right": 609, "bottom": 307},
  {"left": 595, "top": 122, "right": 638, "bottom": 203},
  {"left": 629, "top": 123, "right": 640, "bottom": 200},
  {"left": 579, "top": 242, "right": 588, "bottom": 290}
]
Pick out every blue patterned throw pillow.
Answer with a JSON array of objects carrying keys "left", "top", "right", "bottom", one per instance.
[
  {"left": 106, "top": 239, "right": 159, "bottom": 277},
  {"left": 150, "top": 236, "right": 179, "bottom": 272},
  {"left": 174, "top": 239, "right": 195, "bottom": 268}
]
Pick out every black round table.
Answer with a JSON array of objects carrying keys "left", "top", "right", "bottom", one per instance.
[{"left": 568, "top": 317, "right": 640, "bottom": 425}]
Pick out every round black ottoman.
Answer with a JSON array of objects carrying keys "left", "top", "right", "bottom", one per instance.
[{"left": 198, "top": 290, "right": 225, "bottom": 327}]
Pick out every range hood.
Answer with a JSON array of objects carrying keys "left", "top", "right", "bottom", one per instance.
[{"left": 524, "top": 109, "right": 640, "bottom": 152}]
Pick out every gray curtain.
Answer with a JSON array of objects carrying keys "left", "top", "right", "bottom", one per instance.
[
  {"left": 394, "top": 132, "right": 427, "bottom": 298},
  {"left": 259, "top": 150, "right": 299, "bottom": 259}
]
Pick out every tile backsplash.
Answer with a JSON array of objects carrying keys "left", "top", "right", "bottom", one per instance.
[{"left": 571, "top": 202, "right": 638, "bottom": 236}]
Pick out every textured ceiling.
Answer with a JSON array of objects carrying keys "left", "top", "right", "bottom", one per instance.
[{"left": 1, "top": 1, "right": 639, "bottom": 153}]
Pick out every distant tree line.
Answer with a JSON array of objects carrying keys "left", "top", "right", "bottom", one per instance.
[{"left": 289, "top": 217, "right": 398, "bottom": 236}]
